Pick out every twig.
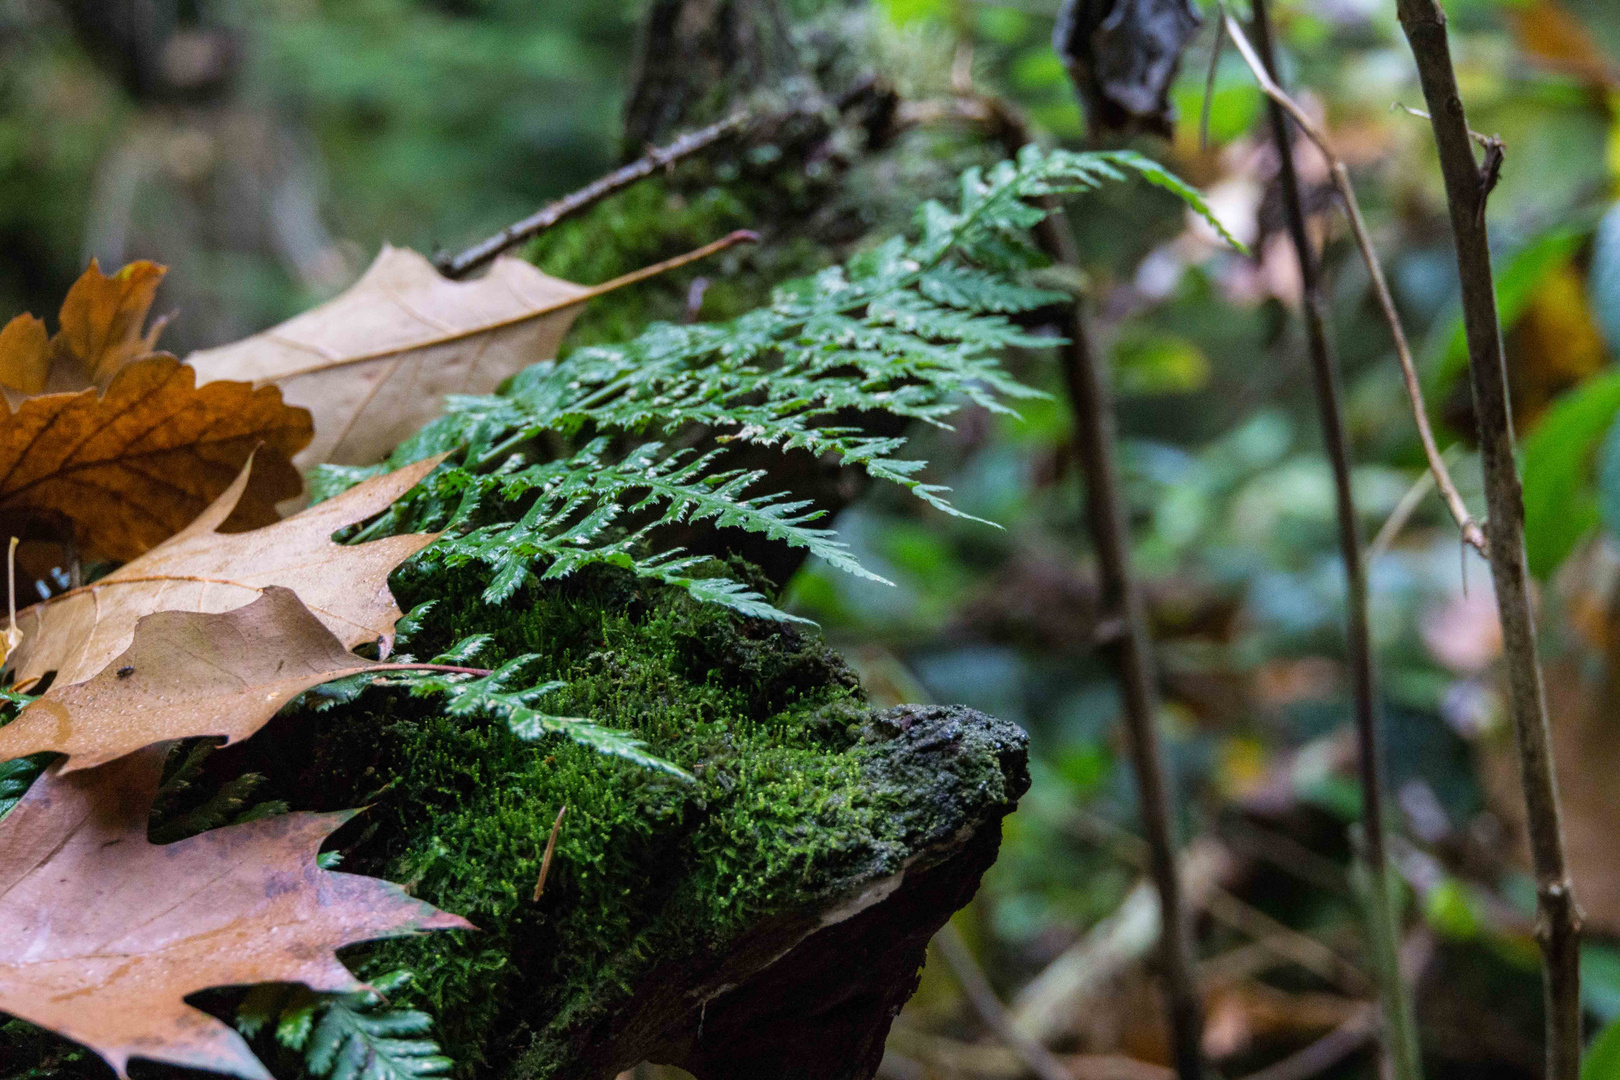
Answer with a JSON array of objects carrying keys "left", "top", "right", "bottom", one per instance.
[
  {"left": 1033, "top": 178, "right": 1207, "bottom": 1080},
  {"left": 1071, "top": 813, "right": 1369, "bottom": 996},
  {"left": 1236, "top": 1006, "right": 1376, "bottom": 1080},
  {"left": 1242, "top": 5, "right": 1419, "bottom": 1078},
  {"left": 932, "top": 923, "right": 1076, "bottom": 1080},
  {"left": 369, "top": 662, "right": 494, "bottom": 677},
  {"left": 971, "top": 88, "right": 1205, "bottom": 1079},
  {"left": 1368, "top": 467, "right": 1436, "bottom": 561},
  {"left": 1393, "top": 3, "right": 1583, "bottom": 1076},
  {"left": 533, "top": 804, "right": 568, "bottom": 900},
  {"left": 436, "top": 113, "right": 749, "bottom": 279},
  {"left": 1220, "top": 12, "right": 1486, "bottom": 559}
]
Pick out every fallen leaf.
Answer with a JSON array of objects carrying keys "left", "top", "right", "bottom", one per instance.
[
  {"left": 7, "top": 454, "right": 441, "bottom": 689},
  {"left": 185, "top": 245, "right": 590, "bottom": 469},
  {"left": 54, "top": 259, "right": 169, "bottom": 385},
  {"left": 0, "top": 745, "right": 471, "bottom": 1080},
  {"left": 0, "top": 313, "right": 50, "bottom": 395},
  {"left": 0, "top": 260, "right": 169, "bottom": 399},
  {"left": 0, "top": 355, "right": 311, "bottom": 563},
  {"left": 0, "top": 587, "right": 389, "bottom": 771}
]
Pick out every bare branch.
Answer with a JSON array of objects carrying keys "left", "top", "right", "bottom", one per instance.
[
  {"left": 1393, "top": 2, "right": 1583, "bottom": 1076},
  {"left": 1221, "top": 12, "right": 1486, "bottom": 558},
  {"left": 437, "top": 113, "right": 749, "bottom": 279}
]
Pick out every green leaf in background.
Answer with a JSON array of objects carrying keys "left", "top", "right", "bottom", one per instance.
[
  {"left": 1585, "top": 943, "right": 1620, "bottom": 1025},
  {"left": 1591, "top": 201, "right": 1620, "bottom": 356},
  {"left": 1522, "top": 370, "right": 1620, "bottom": 577},
  {"left": 1427, "top": 226, "right": 1588, "bottom": 395},
  {"left": 1585, "top": 1013, "right": 1620, "bottom": 1080}
]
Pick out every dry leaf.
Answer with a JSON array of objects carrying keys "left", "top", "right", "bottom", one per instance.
[
  {"left": 0, "top": 313, "right": 50, "bottom": 395},
  {"left": 0, "top": 587, "right": 389, "bottom": 771},
  {"left": 55, "top": 259, "right": 169, "bottom": 385},
  {"left": 8, "top": 453, "right": 441, "bottom": 689},
  {"left": 186, "top": 245, "right": 590, "bottom": 469},
  {"left": 0, "top": 260, "right": 169, "bottom": 399},
  {"left": 0, "top": 746, "right": 471, "bottom": 1080},
  {"left": 0, "top": 355, "right": 310, "bottom": 563}
]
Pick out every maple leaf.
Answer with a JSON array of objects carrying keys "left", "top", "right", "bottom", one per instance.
[
  {"left": 0, "top": 355, "right": 311, "bottom": 563},
  {"left": 7, "top": 454, "right": 441, "bottom": 689},
  {"left": 0, "top": 260, "right": 168, "bottom": 398},
  {"left": 185, "top": 246, "right": 592, "bottom": 469},
  {"left": 0, "top": 746, "right": 472, "bottom": 1080},
  {"left": 0, "top": 587, "right": 392, "bottom": 772}
]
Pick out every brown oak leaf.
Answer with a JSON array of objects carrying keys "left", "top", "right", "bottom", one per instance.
[
  {"left": 0, "top": 587, "right": 390, "bottom": 771},
  {"left": 7, "top": 453, "right": 441, "bottom": 689},
  {"left": 185, "top": 245, "right": 591, "bottom": 469},
  {"left": 0, "top": 355, "right": 311, "bottom": 563},
  {"left": 0, "top": 746, "right": 472, "bottom": 1080},
  {"left": 55, "top": 259, "right": 170, "bottom": 385},
  {"left": 0, "top": 260, "right": 169, "bottom": 398}
]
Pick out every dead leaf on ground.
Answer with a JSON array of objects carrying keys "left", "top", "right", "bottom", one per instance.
[
  {"left": 7, "top": 453, "right": 441, "bottom": 689},
  {"left": 0, "top": 587, "right": 389, "bottom": 771},
  {"left": 186, "top": 245, "right": 591, "bottom": 469},
  {"left": 0, "top": 260, "right": 169, "bottom": 400},
  {"left": 0, "top": 745, "right": 471, "bottom": 1080},
  {"left": 0, "top": 355, "right": 311, "bottom": 563}
]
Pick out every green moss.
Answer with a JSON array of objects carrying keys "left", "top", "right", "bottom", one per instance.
[{"left": 214, "top": 559, "right": 1016, "bottom": 1080}]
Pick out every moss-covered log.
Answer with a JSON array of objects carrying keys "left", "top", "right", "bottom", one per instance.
[{"left": 0, "top": 563, "right": 1026, "bottom": 1080}]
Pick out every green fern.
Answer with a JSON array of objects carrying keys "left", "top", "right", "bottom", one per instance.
[
  {"left": 311, "top": 146, "right": 1230, "bottom": 768},
  {"left": 238, "top": 972, "right": 451, "bottom": 1080},
  {"left": 321, "top": 147, "right": 1228, "bottom": 611}
]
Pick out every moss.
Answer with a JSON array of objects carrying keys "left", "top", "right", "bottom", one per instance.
[{"left": 191, "top": 558, "right": 1018, "bottom": 1080}]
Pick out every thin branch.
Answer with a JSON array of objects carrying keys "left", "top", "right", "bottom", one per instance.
[
  {"left": 368, "top": 662, "right": 494, "bottom": 677},
  {"left": 1369, "top": 467, "right": 1436, "bottom": 561},
  {"left": 1236, "top": 1007, "right": 1376, "bottom": 1080},
  {"left": 974, "top": 91, "right": 1205, "bottom": 1078},
  {"left": 1243, "top": 4, "right": 1419, "bottom": 1077},
  {"left": 1221, "top": 12, "right": 1486, "bottom": 558},
  {"left": 932, "top": 923, "right": 1076, "bottom": 1080},
  {"left": 1393, "top": 2, "right": 1583, "bottom": 1076},
  {"left": 436, "top": 112, "right": 749, "bottom": 279}
]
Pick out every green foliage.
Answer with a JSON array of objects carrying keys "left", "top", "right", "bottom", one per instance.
[
  {"left": 318, "top": 148, "right": 1233, "bottom": 629},
  {"left": 238, "top": 972, "right": 451, "bottom": 1080},
  {"left": 400, "top": 650, "right": 692, "bottom": 779},
  {"left": 1585, "top": 1012, "right": 1620, "bottom": 1080},
  {"left": 1522, "top": 369, "right": 1620, "bottom": 575},
  {"left": 253, "top": 560, "right": 1019, "bottom": 1080}
]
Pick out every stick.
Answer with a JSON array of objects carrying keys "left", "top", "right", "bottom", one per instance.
[
  {"left": 1220, "top": 12, "right": 1485, "bottom": 559},
  {"left": 1054, "top": 247, "right": 1206, "bottom": 1080},
  {"left": 1236, "top": 1006, "right": 1376, "bottom": 1080},
  {"left": 1242, "top": 4, "right": 1419, "bottom": 1077},
  {"left": 436, "top": 113, "right": 749, "bottom": 279},
  {"left": 1393, "top": 3, "right": 1582, "bottom": 1076},
  {"left": 932, "top": 923, "right": 1076, "bottom": 1080},
  {"left": 533, "top": 804, "right": 568, "bottom": 901}
]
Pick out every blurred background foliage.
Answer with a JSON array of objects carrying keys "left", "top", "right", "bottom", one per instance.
[{"left": 7, "top": 0, "right": 1620, "bottom": 1076}]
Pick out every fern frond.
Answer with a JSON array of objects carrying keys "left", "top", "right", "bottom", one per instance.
[
  {"left": 402, "top": 655, "right": 691, "bottom": 779},
  {"left": 302, "top": 149, "right": 1224, "bottom": 773},
  {"left": 239, "top": 973, "right": 451, "bottom": 1080}
]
